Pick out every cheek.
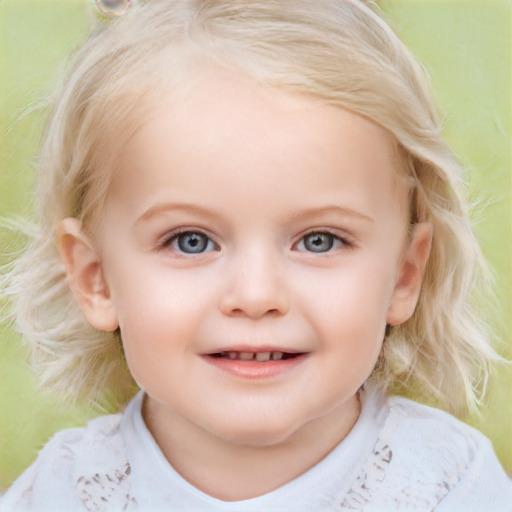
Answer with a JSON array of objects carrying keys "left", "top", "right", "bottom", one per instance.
[
  {"left": 109, "top": 264, "right": 218, "bottom": 355},
  {"left": 302, "top": 262, "right": 393, "bottom": 366},
  {"left": 305, "top": 263, "right": 395, "bottom": 327},
  {"left": 112, "top": 280, "right": 197, "bottom": 391}
]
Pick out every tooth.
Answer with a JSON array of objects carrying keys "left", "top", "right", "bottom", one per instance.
[
  {"left": 228, "top": 352, "right": 238, "bottom": 360},
  {"left": 239, "top": 352, "right": 254, "bottom": 361},
  {"left": 271, "top": 352, "right": 284, "bottom": 360},
  {"left": 256, "top": 352, "right": 271, "bottom": 362}
]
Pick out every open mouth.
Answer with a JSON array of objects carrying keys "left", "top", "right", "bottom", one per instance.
[
  {"left": 208, "top": 351, "right": 303, "bottom": 362},
  {"left": 203, "top": 350, "right": 307, "bottom": 379}
]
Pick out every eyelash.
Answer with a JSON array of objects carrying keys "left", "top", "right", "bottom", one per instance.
[
  {"left": 159, "top": 229, "right": 220, "bottom": 255},
  {"left": 158, "top": 229, "right": 353, "bottom": 255},
  {"left": 294, "top": 230, "right": 353, "bottom": 253}
]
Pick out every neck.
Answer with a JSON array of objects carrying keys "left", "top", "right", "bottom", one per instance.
[{"left": 143, "top": 394, "right": 361, "bottom": 502}]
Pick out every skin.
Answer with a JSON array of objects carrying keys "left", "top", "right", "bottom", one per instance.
[{"left": 59, "top": 71, "right": 431, "bottom": 501}]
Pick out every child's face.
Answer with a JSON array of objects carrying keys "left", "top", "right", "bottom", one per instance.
[{"left": 66, "top": 71, "right": 430, "bottom": 446}]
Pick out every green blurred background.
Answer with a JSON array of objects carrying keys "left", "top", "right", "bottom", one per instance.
[{"left": 0, "top": 0, "right": 510, "bottom": 490}]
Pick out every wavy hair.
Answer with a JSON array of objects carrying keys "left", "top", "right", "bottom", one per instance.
[{"left": 2, "top": 0, "right": 500, "bottom": 413}]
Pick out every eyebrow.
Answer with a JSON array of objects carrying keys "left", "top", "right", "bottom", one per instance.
[
  {"left": 137, "top": 202, "right": 374, "bottom": 226},
  {"left": 282, "top": 205, "right": 374, "bottom": 225},
  {"left": 136, "top": 202, "right": 224, "bottom": 224}
]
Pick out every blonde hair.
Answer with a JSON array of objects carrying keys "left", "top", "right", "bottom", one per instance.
[{"left": 2, "top": 0, "right": 500, "bottom": 412}]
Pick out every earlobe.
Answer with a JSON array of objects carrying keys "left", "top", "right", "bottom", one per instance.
[
  {"left": 386, "top": 222, "right": 432, "bottom": 326},
  {"left": 58, "top": 218, "right": 119, "bottom": 332}
]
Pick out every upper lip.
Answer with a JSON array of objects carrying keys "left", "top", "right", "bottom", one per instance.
[{"left": 203, "top": 345, "right": 307, "bottom": 355}]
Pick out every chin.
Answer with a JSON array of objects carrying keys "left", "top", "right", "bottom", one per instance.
[{"left": 212, "top": 416, "right": 304, "bottom": 447}]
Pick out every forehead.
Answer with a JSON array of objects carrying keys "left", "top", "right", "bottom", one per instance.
[{"left": 108, "top": 70, "right": 407, "bottom": 223}]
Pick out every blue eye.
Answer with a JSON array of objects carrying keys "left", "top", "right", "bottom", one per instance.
[
  {"left": 297, "top": 232, "right": 342, "bottom": 253},
  {"left": 169, "top": 232, "right": 216, "bottom": 254}
]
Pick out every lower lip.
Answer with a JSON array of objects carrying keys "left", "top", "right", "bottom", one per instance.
[{"left": 202, "top": 354, "right": 307, "bottom": 379}]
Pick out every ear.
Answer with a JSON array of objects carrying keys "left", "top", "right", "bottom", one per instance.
[
  {"left": 58, "top": 218, "right": 119, "bottom": 332},
  {"left": 386, "top": 222, "right": 432, "bottom": 326}
]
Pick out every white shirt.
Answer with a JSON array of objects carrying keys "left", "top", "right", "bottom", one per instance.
[{"left": 2, "top": 388, "right": 511, "bottom": 511}]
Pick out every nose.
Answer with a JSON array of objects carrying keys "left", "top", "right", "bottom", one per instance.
[{"left": 219, "top": 249, "right": 290, "bottom": 319}]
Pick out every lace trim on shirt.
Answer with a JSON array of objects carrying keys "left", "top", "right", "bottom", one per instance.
[
  {"left": 337, "top": 400, "right": 474, "bottom": 511},
  {"left": 71, "top": 413, "right": 138, "bottom": 511},
  {"left": 77, "top": 463, "right": 137, "bottom": 512},
  {"left": 339, "top": 439, "right": 393, "bottom": 510}
]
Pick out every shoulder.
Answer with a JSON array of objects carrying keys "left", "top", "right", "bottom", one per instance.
[
  {"left": 1, "top": 412, "right": 132, "bottom": 512},
  {"left": 339, "top": 394, "right": 512, "bottom": 511},
  {"left": 387, "top": 396, "right": 512, "bottom": 510},
  {"left": 385, "top": 395, "right": 485, "bottom": 465}
]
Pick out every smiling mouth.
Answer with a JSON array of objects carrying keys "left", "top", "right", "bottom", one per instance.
[
  {"left": 208, "top": 351, "right": 303, "bottom": 362},
  {"left": 203, "top": 350, "right": 307, "bottom": 379}
]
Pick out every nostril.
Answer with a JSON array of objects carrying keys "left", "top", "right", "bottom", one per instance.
[
  {"left": 222, "top": 305, "right": 287, "bottom": 319},
  {"left": 219, "top": 274, "right": 290, "bottom": 318}
]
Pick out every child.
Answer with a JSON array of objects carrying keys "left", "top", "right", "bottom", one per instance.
[{"left": 1, "top": 0, "right": 511, "bottom": 510}]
